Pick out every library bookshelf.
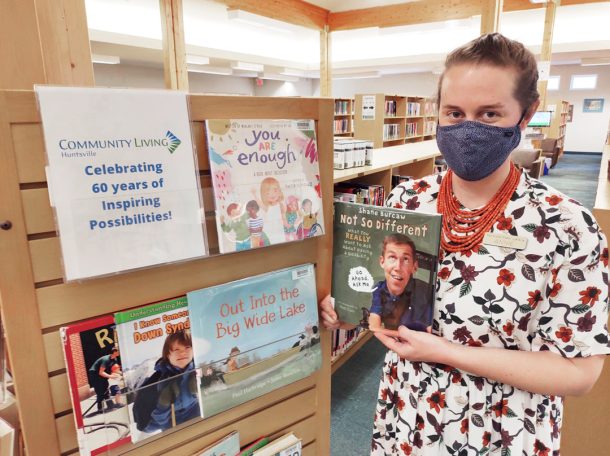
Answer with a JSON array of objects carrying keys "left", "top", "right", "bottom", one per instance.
[
  {"left": 353, "top": 94, "right": 437, "bottom": 148},
  {"left": 545, "top": 99, "right": 569, "bottom": 154},
  {"left": 330, "top": 140, "right": 441, "bottom": 372},
  {"left": 0, "top": 90, "right": 333, "bottom": 455},
  {"left": 333, "top": 98, "right": 354, "bottom": 137}
]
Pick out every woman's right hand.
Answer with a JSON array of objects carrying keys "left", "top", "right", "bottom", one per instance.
[{"left": 319, "top": 294, "right": 344, "bottom": 330}]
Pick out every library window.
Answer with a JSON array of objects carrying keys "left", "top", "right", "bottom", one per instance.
[
  {"left": 547, "top": 76, "right": 560, "bottom": 91},
  {"left": 570, "top": 74, "right": 597, "bottom": 90}
]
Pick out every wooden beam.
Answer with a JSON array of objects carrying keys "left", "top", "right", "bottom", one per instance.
[
  {"left": 538, "top": 0, "right": 559, "bottom": 108},
  {"left": 219, "top": 0, "right": 329, "bottom": 30},
  {"left": 480, "top": 0, "right": 504, "bottom": 35},
  {"left": 328, "top": 0, "right": 606, "bottom": 31},
  {"left": 0, "top": 0, "right": 93, "bottom": 89},
  {"left": 320, "top": 26, "right": 331, "bottom": 97},
  {"left": 160, "top": 0, "right": 189, "bottom": 90},
  {"left": 329, "top": 0, "right": 482, "bottom": 31}
]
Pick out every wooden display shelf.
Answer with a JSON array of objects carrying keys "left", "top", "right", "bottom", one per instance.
[
  {"left": 331, "top": 330, "right": 374, "bottom": 375},
  {"left": 0, "top": 90, "right": 334, "bottom": 456}
]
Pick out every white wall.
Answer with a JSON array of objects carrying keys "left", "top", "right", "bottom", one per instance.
[
  {"left": 548, "top": 64, "right": 610, "bottom": 153},
  {"left": 93, "top": 63, "right": 254, "bottom": 95},
  {"left": 253, "top": 78, "right": 314, "bottom": 97},
  {"left": 319, "top": 72, "right": 440, "bottom": 98}
]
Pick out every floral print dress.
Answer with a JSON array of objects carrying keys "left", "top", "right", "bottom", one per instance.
[{"left": 371, "top": 171, "right": 610, "bottom": 456}]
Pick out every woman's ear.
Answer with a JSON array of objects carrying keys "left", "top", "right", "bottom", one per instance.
[{"left": 520, "top": 99, "right": 541, "bottom": 130}]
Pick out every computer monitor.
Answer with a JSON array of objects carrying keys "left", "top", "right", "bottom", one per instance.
[{"left": 527, "top": 111, "right": 552, "bottom": 127}]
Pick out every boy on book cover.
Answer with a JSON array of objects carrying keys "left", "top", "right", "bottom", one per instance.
[
  {"left": 368, "top": 234, "right": 432, "bottom": 332},
  {"left": 131, "top": 330, "right": 199, "bottom": 434}
]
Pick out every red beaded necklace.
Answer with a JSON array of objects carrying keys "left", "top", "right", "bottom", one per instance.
[{"left": 437, "top": 164, "right": 521, "bottom": 253}]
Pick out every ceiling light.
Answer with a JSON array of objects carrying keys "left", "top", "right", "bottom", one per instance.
[
  {"left": 91, "top": 54, "right": 120, "bottom": 65},
  {"left": 187, "top": 65, "right": 232, "bottom": 75},
  {"left": 333, "top": 72, "right": 380, "bottom": 80},
  {"left": 529, "top": 0, "right": 549, "bottom": 4},
  {"left": 186, "top": 55, "right": 210, "bottom": 66},
  {"left": 231, "top": 61, "right": 264, "bottom": 72},
  {"left": 581, "top": 57, "right": 610, "bottom": 66},
  {"left": 262, "top": 73, "right": 299, "bottom": 82}
]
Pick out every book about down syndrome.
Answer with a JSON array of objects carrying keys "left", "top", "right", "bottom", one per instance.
[
  {"left": 114, "top": 296, "right": 201, "bottom": 442},
  {"left": 205, "top": 119, "right": 325, "bottom": 253},
  {"left": 60, "top": 315, "right": 131, "bottom": 456},
  {"left": 332, "top": 201, "right": 442, "bottom": 333},
  {"left": 187, "top": 264, "right": 321, "bottom": 418}
]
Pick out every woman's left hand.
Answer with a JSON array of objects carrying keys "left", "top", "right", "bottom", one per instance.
[{"left": 374, "top": 326, "right": 450, "bottom": 363}]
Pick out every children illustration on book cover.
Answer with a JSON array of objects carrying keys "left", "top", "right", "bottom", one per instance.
[
  {"left": 332, "top": 202, "right": 442, "bottom": 333},
  {"left": 187, "top": 264, "right": 321, "bottom": 418},
  {"left": 206, "top": 119, "right": 325, "bottom": 253},
  {"left": 61, "top": 316, "right": 130, "bottom": 455},
  {"left": 114, "top": 297, "right": 201, "bottom": 442}
]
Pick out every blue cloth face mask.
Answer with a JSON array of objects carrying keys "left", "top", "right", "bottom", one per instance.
[{"left": 436, "top": 119, "right": 522, "bottom": 181}]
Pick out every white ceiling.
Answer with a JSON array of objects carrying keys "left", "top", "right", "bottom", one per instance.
[
  {"left": 306, "top": 0, "right": 419, "bottom": 12},
  {"left": 85, "top": 0, "right": 610, "bottom": 78}
]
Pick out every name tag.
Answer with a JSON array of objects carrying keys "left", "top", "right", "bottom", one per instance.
[{"left": 483, "top": 232, "right": 528, "bottom": 250}]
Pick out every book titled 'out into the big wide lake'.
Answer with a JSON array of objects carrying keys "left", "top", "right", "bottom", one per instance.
[{"left": 187, "top": 264, "right": 321, "bottom": 418}]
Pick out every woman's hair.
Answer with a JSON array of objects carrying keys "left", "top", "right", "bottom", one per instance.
[
  {"left": 260, "top": 177, "right": 283, "bottom": 207},
  {"left": 437, "top": 33, "right": 539, "bottom": 112},
  {"left": 161, "top": 330, "right": 192, "bottom": 365}
]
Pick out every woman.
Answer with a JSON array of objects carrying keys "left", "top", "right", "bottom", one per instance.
[{"left": 320, "top": 33, "right": 609, "bottom": 455}]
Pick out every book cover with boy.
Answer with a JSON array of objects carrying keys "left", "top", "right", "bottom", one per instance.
[
  {"left": 332, "top": 201, "right": 442, "bottom": 333},
  {"left": 205, "top": 119, "right": 325, "bottom": 253},
  {"left": 187, "top": 264, "right": 321, "bottom": 418},
  {"left": 114, "top": 297, "right": 201, "bottom": 442},
  {"left": 60, "top": 315, "right": 131, "bottom": 455}
]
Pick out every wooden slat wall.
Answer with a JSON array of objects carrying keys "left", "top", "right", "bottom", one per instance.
[{"left": 0, "top": 90, "right": 333, "bottom": 455}]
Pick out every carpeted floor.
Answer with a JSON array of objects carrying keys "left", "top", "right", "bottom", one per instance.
[{"left": 329, "top": 151, "right": 602, "bottom": 455}]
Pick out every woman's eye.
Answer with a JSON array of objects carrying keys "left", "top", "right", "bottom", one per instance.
[
  {"left": 448, "top": 111, "right": 461, "bottom": 119},
  {"left": 482, "top": 111, "right": 498, "bottom": 120}
]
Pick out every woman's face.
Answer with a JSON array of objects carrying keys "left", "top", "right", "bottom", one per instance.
[
  {"left": 439, "top": 64, "right": 524, "bottom": 129},
  {"left": 168, "top": 342, "right": 193, "bottom": 370}
]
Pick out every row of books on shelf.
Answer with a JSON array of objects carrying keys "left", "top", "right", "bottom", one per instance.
[
  {"left": 384, "top": 100, "right": 398, "bottom": 117},
  {"left": 406, "top": 122, "right": 419, "bottom": 138},
  {"left": 194, "top": 430, "right": 302, "bottom": 456},
  {"left": 383, "top": 123, "right": 401, "bottom": 141},
  {"left": 333, "top": 138, "right": 374, "bottom": 170},
  {"left": 407, "top": 102, "right": 421, "bottom": 117},
  {"left": 424, "top": 120, "right": 437, "bottom": 136},
  {"left": 334, "top": 100, "right": 351, "bottom": 115},
  {"left": 61, "top": 264, "right": 321, "bottom": 455},
  {"left": 333, "top": 118, "right": 351, "bottom": 134},
  {"left": 333, "top": 182, "right": 385, "bottom": 206},
  {"left": 331, "top": 327, "right": 366, "bottom": 361},
  {"left": 423, "top": 100, "right": 438, "bottom": 117}
]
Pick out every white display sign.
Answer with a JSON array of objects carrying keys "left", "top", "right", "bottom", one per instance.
[
  {"left": 36, "top": 86, "right": 207, "bottom": 281},
  {"left": 538, "top": 60, "right": 551, "bottom": 82},
  {"left": 362, "top": 95, "right": 376, "bottom": 120}
]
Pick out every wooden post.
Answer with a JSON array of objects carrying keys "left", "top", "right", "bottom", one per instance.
[
  {"left": 538, "top": 0, "right": 559, "bottom": 108},
  {"left": 320, "top": 25, "right": 332, "bottom": 97},
  {"left": 0, "top": 0, "right": 93, "bottom": 89},
  {"left": 480, "top": 0, "right": 503, "bottom": 34},
  {"left": 160, "top": 0, "right": 189, "bottom": 91}
]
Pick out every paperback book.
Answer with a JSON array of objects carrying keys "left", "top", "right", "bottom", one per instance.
[
  {"left": 206, "top": 119, "right": 325, "bottom": 253},
  {"left": 60, "top": 316, "right": 130, "bottom": 455},
  {"left": 114, "top": 297, "right": 201, "bottom": 442},
  {"left": 195, "top": 430, "right": 240, "bottom": 456},
  {"left": 187, "top": 264, "right": 321, "bottom": 418},
  {"left": 332, "top": 201, "right": 442, "bottom": 333}
]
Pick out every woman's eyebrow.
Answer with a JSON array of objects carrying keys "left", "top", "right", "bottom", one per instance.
[{"left": 442, "top": 103, "right": 505, "bottom": 110}]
